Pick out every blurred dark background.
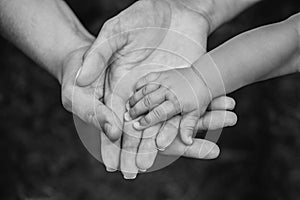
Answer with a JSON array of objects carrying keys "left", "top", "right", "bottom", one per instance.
[{"left": 1, "top": 0, "right": 300, "bottom": 199}]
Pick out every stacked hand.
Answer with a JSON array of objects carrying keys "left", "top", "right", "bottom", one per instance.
[
  {"left": 61, "top": 0, "right": 237, "bottom": 179},
  {"left": 5, "top": 0, "right": 297, "bottom": 182}
]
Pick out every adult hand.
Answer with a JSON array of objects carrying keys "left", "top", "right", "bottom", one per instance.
[
  {"left": 60, "top": 45, "right": 124, "bottom": 142},
  {"left": 76, "top": 0, "right": 237, "bottom": 179}
]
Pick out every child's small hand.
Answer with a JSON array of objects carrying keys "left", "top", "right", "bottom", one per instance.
[{"left": 126, "top": 67, "right": 212, "bottom": 144}]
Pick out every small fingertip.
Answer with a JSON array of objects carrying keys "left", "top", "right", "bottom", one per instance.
[
  {"left": 182, "top": 136, "right": 193, "bottom": 146},
  {"left": 133, "top": 121, "right": 142, "bottom": 130},
  {"left": 187, "top": 136, "right": 193, "bottom": 145},
  {"left": 124, "top": 112, "right": 132, "bottom": 122},
  {"left": 181, "top": 132, "right": 193, "bottom": 146}
]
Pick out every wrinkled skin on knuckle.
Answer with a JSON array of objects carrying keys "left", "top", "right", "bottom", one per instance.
[
  {"left": 152, "top": 107, "right": 164, "bottom": 121},
  {"left": 181, "top": 116, "right": 197, "bottom": 130},
  {"left": 182, "top": 124, "right": 194, "bottom": 132}
]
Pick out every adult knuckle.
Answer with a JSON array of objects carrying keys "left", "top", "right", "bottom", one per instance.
[{"left": 152, "top": 107, "right": 163, "bottom": 120}]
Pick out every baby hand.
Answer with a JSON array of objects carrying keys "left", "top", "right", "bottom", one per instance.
[{"left": 126, "top": 67, "right": 212, "bottom": 144}]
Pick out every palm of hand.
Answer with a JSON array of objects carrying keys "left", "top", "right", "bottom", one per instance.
[
  {"left": 100, "top": 0, "right": 211, "bottom": 177},
  {"left": 105, "top": 0, "right": 208, "bottom": 109}
]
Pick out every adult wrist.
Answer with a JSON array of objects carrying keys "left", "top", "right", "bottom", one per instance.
[{"left": 189, "top": 0, "right": 262, "bottom": 33}]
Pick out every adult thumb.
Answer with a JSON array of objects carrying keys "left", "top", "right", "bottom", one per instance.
[{"left": 76, "top": 21, "right": 125, "bottom": 86}]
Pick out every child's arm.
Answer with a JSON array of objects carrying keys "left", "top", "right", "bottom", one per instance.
[
  {"left": 128, "top": 13, "right": 300, "bottom": 144},
  {"left": 194, "top": 13, "right": 300, "bottom": 98}
]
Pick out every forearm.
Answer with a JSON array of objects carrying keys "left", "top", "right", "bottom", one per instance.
[
  {"left": 189, "top": 0, "right": 262, "bottom": 33},
  {"left": 207, "top": 0, "right": 262, "bottom": 33},
  {"left": 0, "top": 0, "right": 93, "bottom": 83},
  {"left": 193, "top": 13, "right": 300, "bottom": 97}
]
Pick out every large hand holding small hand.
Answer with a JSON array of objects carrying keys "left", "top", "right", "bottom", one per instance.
[{"left": 76, "top": 0, "right": 237, "bottom": 179}]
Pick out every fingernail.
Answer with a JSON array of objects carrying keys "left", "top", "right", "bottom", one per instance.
[
  {"left": 139, "top": 169, "right": 147, "bottom": 172},
  {"left": 123, "top": 173, "right": 137, "bottom": 180},
  {"left": 157, "top": 147, "right": 165, "bottom": 151},
  {"left": 133, "top": 121, "right": 141, "bottom": 130},
  {"left": 104, "top": 123, "right": 112, "bottom": 133},
  {"left": 124, "top": 112, "right": 132, "bottom": 121},
  {"left": 230, "top": 116, "right": 238, "bottom": 126},
  {"left": 209, "top": 146, "right": 220, "bottom": 159},
  {"left": 106, "top": 167, "right": 117, "bottom": 172},
  {"left": 188, "top": 137, "right": 193, "bottom": 145}
]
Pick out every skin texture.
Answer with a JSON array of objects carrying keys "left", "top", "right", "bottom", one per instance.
[
  {"left": 76, "top": 0, "right": 237, "bottom": 179},
  {"left": 128, "top": 66, "right": 213, "bottom": 146},
  {"left": 0, "top": 0, "right": 260, "bottom": 180},
  {"left": 128, "top": 12, "right": 300, "bottom": 145}
]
